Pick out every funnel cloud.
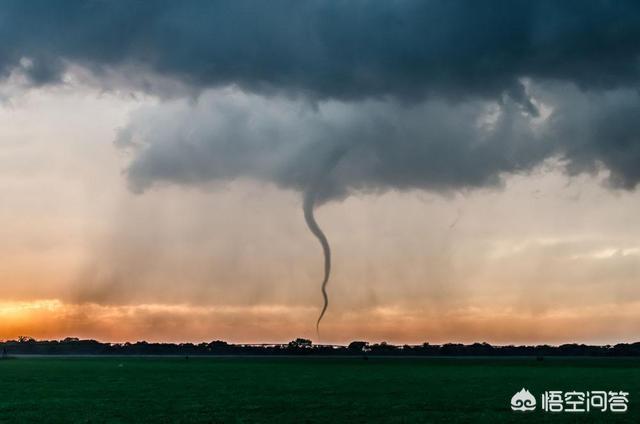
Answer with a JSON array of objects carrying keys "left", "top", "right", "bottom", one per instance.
[
  {"left": 301, "top": 145, "right": 349, "bottom": 332},
  {"left": 303, "top": 192, "right": 331, "bottom": 333}
]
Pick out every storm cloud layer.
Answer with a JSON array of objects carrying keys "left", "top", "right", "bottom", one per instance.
[
  {"left": 2, "top": 1, "right": 640, "bottom": 100},
  {"left": 2, "top": 0, "right": 640, "bottom": 196},
  {"left": 117, "top": 89, "right": 552, "bottom": 201}
]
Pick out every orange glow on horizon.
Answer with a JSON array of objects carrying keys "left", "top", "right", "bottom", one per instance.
[{"left": 2, "top": 299, "right": 640, "bottom": 346}]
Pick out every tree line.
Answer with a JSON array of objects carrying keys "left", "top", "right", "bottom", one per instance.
[{"left": 2, "top": 337, "right": 640, "bottom": 356}]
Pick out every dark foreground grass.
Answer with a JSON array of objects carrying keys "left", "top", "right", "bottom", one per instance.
[{"left": 0, "top": 356, "right": 638, "bottom": 423}]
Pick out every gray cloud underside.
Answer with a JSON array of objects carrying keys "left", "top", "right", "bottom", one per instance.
[
  {"left": 118, "top": 89, "right": 549, "bottom": 200},
  {"left": 118, "top": 83, "right": 640, "bottom": 201},
  {"left": 2, "top": 0, "right": 640, "bottom": 196}
]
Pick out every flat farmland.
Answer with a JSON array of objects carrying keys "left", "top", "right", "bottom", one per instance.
[{"left": 0, "top": 357, "right": 638, "bottom": 423}]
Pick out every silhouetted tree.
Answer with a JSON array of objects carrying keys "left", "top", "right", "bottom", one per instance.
[
  {"left": 288, "top": 338, "right": 313, "bottom": 349},
  {"left": 348, "top": 341, "right": 368, "bottom": 352}
]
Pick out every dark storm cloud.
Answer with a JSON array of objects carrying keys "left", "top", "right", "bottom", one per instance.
[
  {"left": 554, "top": 88, "right": 640, "bottom": 190},
  {"left": 1, "top": 0, "right": 639, "bottom": 101},
  {"left": 116, "top": 92, "right": 550, "bottom": 200},
  {"left": 2, "top": 0, "right": 640, "bottom": 192}
]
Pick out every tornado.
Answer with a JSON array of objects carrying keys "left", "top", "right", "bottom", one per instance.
[
  {"left": 303, "top": 145, "right": 348, "bottom": 334},
  {"left": 303, "top": 190, "right": 331, "bottom": 334}
]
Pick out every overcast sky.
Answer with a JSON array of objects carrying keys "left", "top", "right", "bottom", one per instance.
[{"left": 2, "top": 1, "right": 640, "bottom": 344}]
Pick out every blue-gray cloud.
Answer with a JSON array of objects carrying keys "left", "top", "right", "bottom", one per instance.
[
  {"left": 1, "top": 1, "right": 639, "bottom": 101},
  {"left": 2, "top": 0, "right": 640, "bottom": 194},
  {"left": 116, "top": 89, "right": 552, "bottom": 199}
]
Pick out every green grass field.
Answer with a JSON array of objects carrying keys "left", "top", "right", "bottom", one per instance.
[{"left": 0, "top": 357, "right": 638, "bottom": 423}]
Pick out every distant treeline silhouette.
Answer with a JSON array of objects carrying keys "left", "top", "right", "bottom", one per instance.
[{"left": 2, "top": 337, "right": 640, "bottom": 356}]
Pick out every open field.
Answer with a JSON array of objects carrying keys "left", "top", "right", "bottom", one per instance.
[{"left": 0, "top": 357, "right": 638, "bottom": 423}]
